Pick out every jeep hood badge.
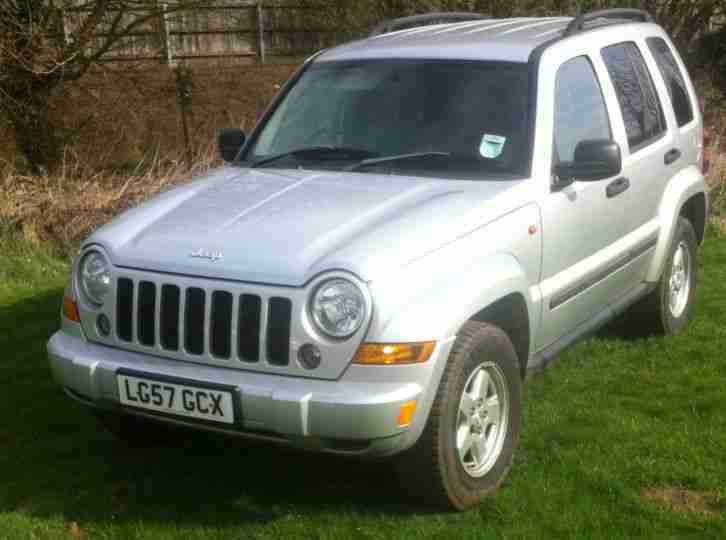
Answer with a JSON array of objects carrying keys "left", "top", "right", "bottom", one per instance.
[{"left": 189, "top": 248, "right": 223, "bottom": 262}]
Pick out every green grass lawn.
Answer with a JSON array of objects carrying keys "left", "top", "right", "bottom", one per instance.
[{"left": 1, "top": 233, "right": 724, "bottom": 539}]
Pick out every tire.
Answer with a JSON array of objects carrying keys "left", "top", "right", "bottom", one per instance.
[
  {"left": 94, "top": 410, "right": 184, "bottom": 447},
  {"left": 396, "top": 321, "right": 522, "bottom": 511},
  {"left": 630, "top": 217, "right": 698, "bottom": 336}
]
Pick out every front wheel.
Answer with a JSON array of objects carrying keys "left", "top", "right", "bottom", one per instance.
[{"left": 396, "top": 321, "right": 522, "bottom": 510}]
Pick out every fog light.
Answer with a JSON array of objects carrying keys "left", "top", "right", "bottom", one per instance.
[
  {"left": 62, "top": 295, "right": 80, "bottom": 322},
  {"left": 97, "top": 314, "right": 111, "bottom": 336},
  {"left": 298, "top": 343, "right": 322, "bottom": 370}
]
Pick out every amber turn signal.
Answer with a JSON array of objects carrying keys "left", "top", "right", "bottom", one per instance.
[
  {"left": 352, "top": 342, "right": 435, "bottom": 365},
  {"left": 397, "top": 400, "right": 417, "bottom": 427},
  {"left": 398, "top": 400, "right": 416, "bottom": 427},
  {"left": 62, "top": 295, "right": 81, "bottom": 322}
]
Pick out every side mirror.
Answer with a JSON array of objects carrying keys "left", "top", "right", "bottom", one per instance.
[
  {"left": 554, "top": 139, "right": 622, "bottom": 185},
  {"left": 217, "top": 128, "right": 246, "bottom": 163}
]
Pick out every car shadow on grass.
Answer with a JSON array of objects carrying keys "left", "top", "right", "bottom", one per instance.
[{"left": 0, "top": 288, "right": 436, "bottom": 531}]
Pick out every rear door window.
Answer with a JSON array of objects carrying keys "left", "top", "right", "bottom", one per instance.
[
  {"left": 601, "top": 42, "right": 667, "bottom": 152},
  {"left": 646, "top": 37, "right": 694, "bottom": 127}
]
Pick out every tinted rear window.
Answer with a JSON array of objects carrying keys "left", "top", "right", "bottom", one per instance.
[
  {"left": 647, "top": 37, "right": 694, "bottom": 127},
  {"left": 602, "top": 42, "right": 666, "bottom": 151}
]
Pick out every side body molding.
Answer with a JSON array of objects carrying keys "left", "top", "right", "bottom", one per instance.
[{"left": 646, "top": 165, "right": 707, "bottom": 283}]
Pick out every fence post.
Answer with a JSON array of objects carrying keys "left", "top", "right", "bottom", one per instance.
[
  {"left": 161, "top": 2, "right": 175, "bottom": 66},
  {"left": 257, "top": 0, "right": 266, "bottom": 64},
  {"left": 61, "top": 8, "right": 70, "bottom": 45}
]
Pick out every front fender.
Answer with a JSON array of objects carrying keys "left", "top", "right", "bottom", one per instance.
[
  {"left": 365, "top": 202, "right": 541, "bottom": 348},
  {"left": 368, "top": 252, "right": 535, "bottom": 344},
  {"left": 646, "top": 165, "right": 707, "bottom": 283},
  {"left": 362, "top": 234, "right": 537, "bottom": 453}
]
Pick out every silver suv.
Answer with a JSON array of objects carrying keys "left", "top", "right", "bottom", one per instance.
[{"left": 49, "top": 9, "right": 708, "bottom": 510}]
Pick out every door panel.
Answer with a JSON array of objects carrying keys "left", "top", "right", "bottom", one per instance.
[
  {"left": 537, "top": 181, "right": 637, "bottom": 349},
  {"left": 599, "top": 40, "right": 677, "bottom": 284},
  {"left": 536, "top": 55, "right": 632, "bottom": 350}
]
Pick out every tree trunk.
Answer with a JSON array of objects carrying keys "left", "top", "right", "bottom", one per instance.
[
  {"left": 0, "top": 0, "right": 64, "bottom": 174},
  {"left": 3, "top": 84, "right": 62, "bottom": 174}
]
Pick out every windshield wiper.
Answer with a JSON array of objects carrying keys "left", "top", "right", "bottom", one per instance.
[
  {"left": 250, "top": 146, "right": 378, "bottom": 168},
  {"left": 345, "top": 152, "right": 452, "bottom": 172}
]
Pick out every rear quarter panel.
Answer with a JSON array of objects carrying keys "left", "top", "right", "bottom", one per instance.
[{"left": 646, "top": 165, "right": 707, "bottom": 282}]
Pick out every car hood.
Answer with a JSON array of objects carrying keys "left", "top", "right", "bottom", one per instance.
[{"left": 88, "top": 167, "right": 533, "bottom": 286}]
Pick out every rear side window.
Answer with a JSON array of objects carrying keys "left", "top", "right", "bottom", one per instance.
[
  {"left": 647, "top": 37, "right": 694, "bottom": 127},
  {"left": 601, "top": 42, "right": 666, "bottom": 151},
  {"left": 554, "top": 56, "right": 611, "bottom": 162}
]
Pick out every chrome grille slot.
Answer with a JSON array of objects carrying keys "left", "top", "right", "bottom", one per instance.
[
  {"left": 116, "top": 278, "right": 134, "bottom": 342},
  {"left": 238, "top": 294, "right": 262, "bottom": 363},
  {"left": 210, "top": 291, "right": 233, "bottom": 359},
  {"left": 160, "top": 285, "right": 181, "bottom": 351},
  {"left": 185, "top": 288, "right": 206, "bottom": 356},
  {"left": 267, "top": 297, "right": 293, "bottom": 366},
  {"left": 137, "top": 281, "right": 156, "bottom": 347}
]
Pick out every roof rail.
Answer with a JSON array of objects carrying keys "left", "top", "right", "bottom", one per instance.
[
  {"left": 564, "top": 8, "right": 654, "bottom": 37},
  {"left": 369, "top": 12, "right": 487, "bottom": 37}
]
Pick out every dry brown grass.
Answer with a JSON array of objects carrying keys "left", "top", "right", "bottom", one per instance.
[
  {"left": 0, "top": 62, "right": 298, "bottom": 253},
  {"left": 641, "top": 487, "right": 723, "bottom": 518},
  {"left": 0, "top": 145, "right": 216, "bottom": 254}
]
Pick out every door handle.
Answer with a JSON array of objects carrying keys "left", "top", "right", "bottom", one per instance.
[
  {"left": 664, "top": 148, "right": 682, "bottom": 165},
  {"left": 606, "top": 177, "right": 630, "bottom": 198}
]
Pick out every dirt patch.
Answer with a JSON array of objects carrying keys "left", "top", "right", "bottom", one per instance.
[
  {"left": 68, "top": 521, "right": 84, "bottom": 538},
  {"left": 642, "top": 487, "right": 723, "bottom": 517}
]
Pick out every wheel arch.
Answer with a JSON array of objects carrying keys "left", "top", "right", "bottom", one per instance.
[
  {"left": 469, "top": 293, "right": 530, "bottom": 379},
  {"left": 365, "top": 251, "right": 536, "bottom": 450},
  {"left": 679, "top": 192, "right": 707, "bottom": 245},
  {"left": 646, "top": 166, "right": 707, "bottom": 283}
]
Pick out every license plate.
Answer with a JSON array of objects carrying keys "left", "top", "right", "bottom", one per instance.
[{"left": 117, "top": 374, "right": 235, "bottom": 425}]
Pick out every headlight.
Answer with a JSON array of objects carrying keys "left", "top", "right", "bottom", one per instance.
[
  {"left": 78, "top": 250, "right": 111, "bottom": 306},
  {"left": 310, "top": 278, "right": 367, "bottom": 339}
]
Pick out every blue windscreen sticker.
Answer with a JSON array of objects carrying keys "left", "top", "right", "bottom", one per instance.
[{"left": 480, "top": 134, "right": 507, "bottom": 159}]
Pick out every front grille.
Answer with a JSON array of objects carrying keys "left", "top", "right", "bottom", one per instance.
[{"left": 115, "top": 277, "right": 293, "bottom": 367}]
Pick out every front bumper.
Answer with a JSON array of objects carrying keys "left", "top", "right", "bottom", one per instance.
[{"left": 48, "top": 331, "right": 453, "bottom": 456}]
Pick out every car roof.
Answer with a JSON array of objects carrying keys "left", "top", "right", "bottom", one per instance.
[{"left": 317, "top": 17, "right": 655, "bottom": 64}]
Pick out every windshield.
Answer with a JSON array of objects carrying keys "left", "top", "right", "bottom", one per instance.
[{"left": 244, "top": 59, "right": 533, "bottom": 180}]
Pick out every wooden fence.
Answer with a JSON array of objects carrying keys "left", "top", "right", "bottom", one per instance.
[{"left": 63, "top": 2, "right": 338, "bottom": 65}]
